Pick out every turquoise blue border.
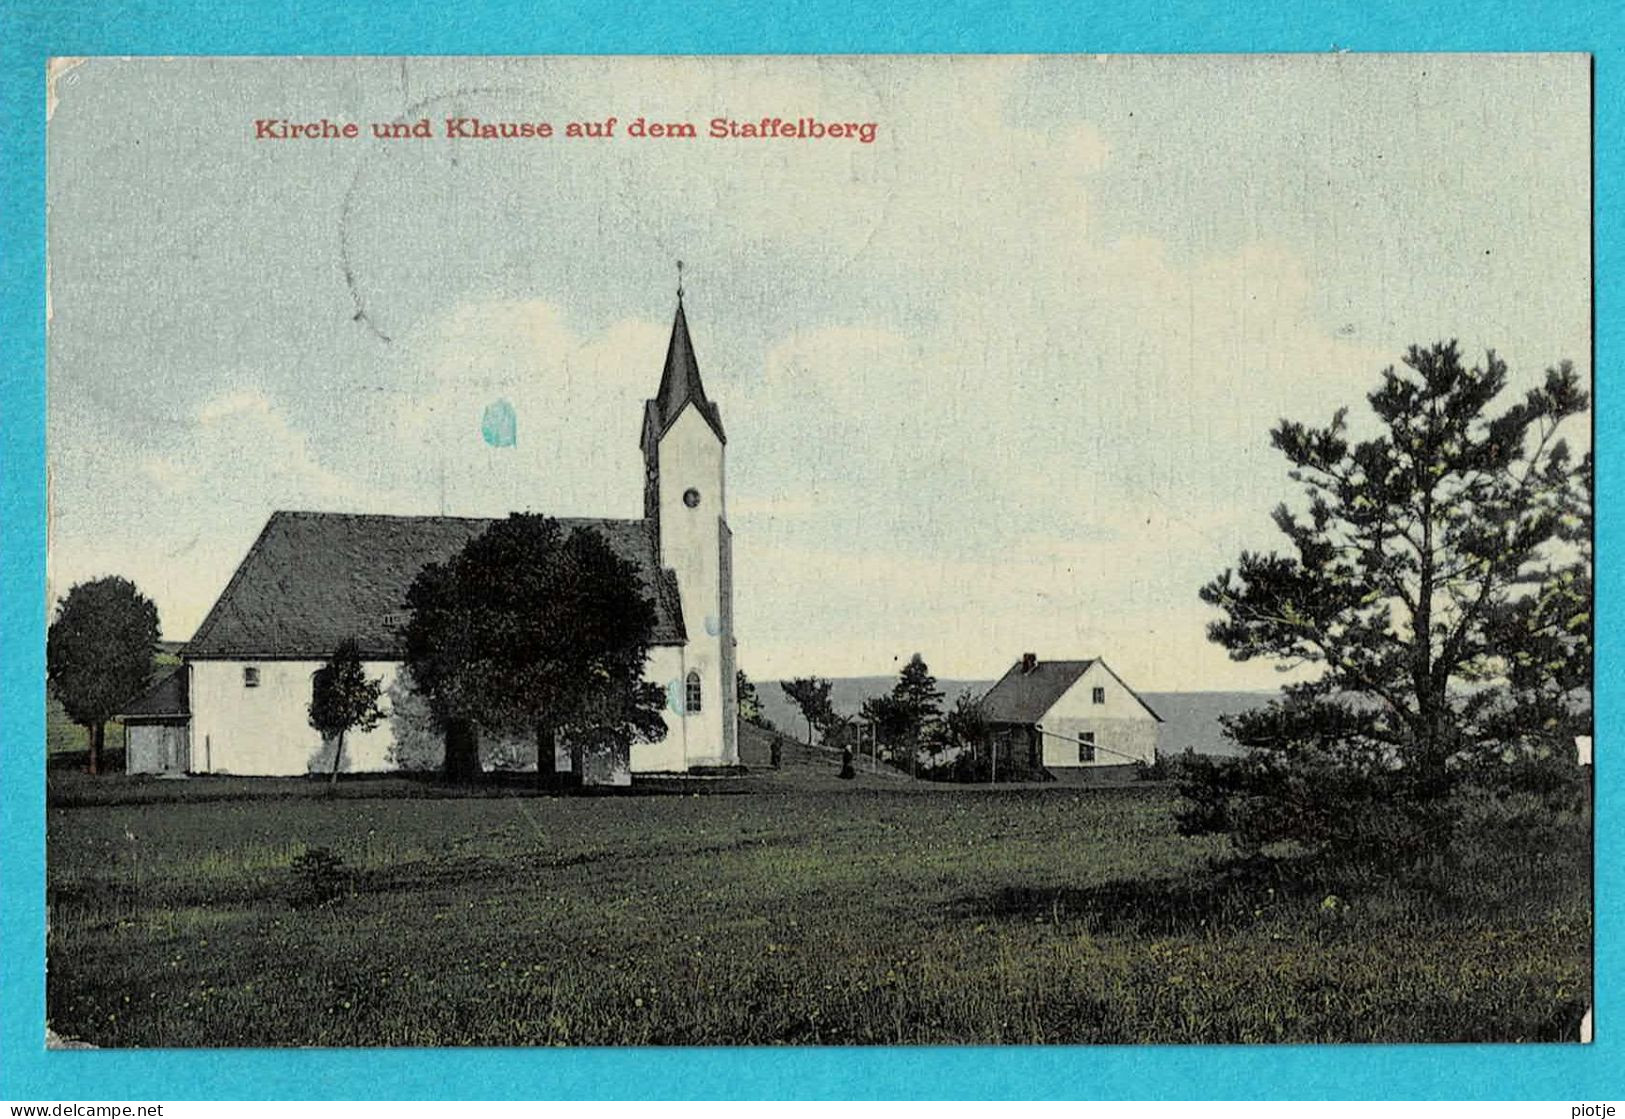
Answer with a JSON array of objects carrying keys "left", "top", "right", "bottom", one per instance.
[{"left": 2, "top": 0, "right": 1619, "bottom": 1101}]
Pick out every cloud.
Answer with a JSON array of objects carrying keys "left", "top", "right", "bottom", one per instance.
[
  {"left": 45, "top": 55, "right": 1591, "bottom": 683},
  {"left": 301, "top": 299, "right": 681, "bottom": 523},
  {"left": 719, "top": 230, "right": 1417, "bottom": 687},
  {"left": 145, "top": 388, "right": 359, "bottom": 508},
  {"left": 51, "top": 387, "right": 363, "bottom": 638}
]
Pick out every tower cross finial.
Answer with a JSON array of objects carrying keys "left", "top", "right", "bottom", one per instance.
[{"left": 676, "top": 259, "right": 684, "bottom": 301}]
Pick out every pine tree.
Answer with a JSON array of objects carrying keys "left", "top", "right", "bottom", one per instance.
[
  {"left": 1185, "top": 342, "right": 1589, "bottom": 859},
  {"left": 736, "top": 670, "right": 764, "bottom": 727},
  {"left": 891, "top": 653, "right": 944, "bottom": 773}
]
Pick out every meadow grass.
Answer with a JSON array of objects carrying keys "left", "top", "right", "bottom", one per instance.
[{"left": 46, "top": 768, "right": 1590, "bottom": 1046}]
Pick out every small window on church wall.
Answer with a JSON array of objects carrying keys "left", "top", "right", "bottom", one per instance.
[
  {"left": 683, "top": 487, "right": 701, "bottom": 508},
  {"left": 685, "top": 671, "right": 702, "bottom": 714},
  {"left": 243, "top": 666, "right": 260, "bottom": 688},
  {"left": 1092, "top": 686, "right": 1106, "bottom": 705},
  {"left": 1078, "top": 732, "right": 1096, "bottom": 763}
]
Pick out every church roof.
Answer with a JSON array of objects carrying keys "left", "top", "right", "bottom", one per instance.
[
  {"left": 184, "top": 511, "right": 687, "bottom": 660},
  {"left": 648, "top": 299, "right": 726, "bottom": 445},
  {"left": 981, "top": 658, "right": 1163, "bottom": 724}
]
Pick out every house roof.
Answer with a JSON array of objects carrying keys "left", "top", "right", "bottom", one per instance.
[
  {"left": 982, "top": 659, "right": 1097, "bottom": 723},
  {"left": 981, "top": 658, "right": 1164, "bottom": 724},
  {"left": 646, "top": 299, "right": 726, "bottom": 445},
  {"left": 119, "top": 667, "right": 189, "bottom": 720},
  {"left": 183, "top": 511, "right": 687, "bottom": 660}
]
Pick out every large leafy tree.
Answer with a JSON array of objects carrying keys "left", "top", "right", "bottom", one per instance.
[
  {"left": 47, "top": 576, "right": 160, "bottom": 775},
  {"left": 403, "top": 515, "right": 667, "bottom": 783},
  {"left": 308, "top": 637, "right": 385, "bottom": 788},
  {"left": 1188, "top": 342, "right": 1589, "bottom": 857},
  {"left": 780, "top": 676, "right": 834, "bottom": 745}
]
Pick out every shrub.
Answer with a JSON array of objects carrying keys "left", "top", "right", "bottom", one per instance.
[
  {"left": 1173, "top": 728, "right": 1455, "bottom": 867},
  {"left": 918, "top": 741, "right": 1049, "bottom": 784},
  {"left": 1134, "top": 751, "right": 1177, "bottom": 781},
  {"left": 289, "top": 845, "right": 348, "bottom": 906}
]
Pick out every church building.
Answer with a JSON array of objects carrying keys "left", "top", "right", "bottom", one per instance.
[{"left": 124, "top": 292, "right": 739, "bottom": 783}]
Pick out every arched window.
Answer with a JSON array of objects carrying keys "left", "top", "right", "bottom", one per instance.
[{"left": 685, "top": 671, "right": 702, "bottom": 714}]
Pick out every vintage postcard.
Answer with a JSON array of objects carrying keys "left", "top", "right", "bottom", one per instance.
[{"left": 44, "top": 54, "right": 1592, "bottom": 1047}]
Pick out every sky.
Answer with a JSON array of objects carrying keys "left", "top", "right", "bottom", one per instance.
[{"left": 45, "top": 54, "right": 1591, "bottom": 690}]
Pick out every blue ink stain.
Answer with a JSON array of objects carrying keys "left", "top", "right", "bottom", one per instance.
[
  {"left": 481, "top": 399, "right": 517, "bottom": 447},
  {"left": 666, "top": 679, "right": 685, "bottom": 714},
  {"left": 704, "top": 614, "right": 722, "bottom": 636}
]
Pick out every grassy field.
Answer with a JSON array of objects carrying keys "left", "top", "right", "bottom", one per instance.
[
  {"left": 46, "top": 700, "right": 124, "bottom": 758},
  {"left": 46, "top": 759, "right": 1590, "bottom": 1047}
]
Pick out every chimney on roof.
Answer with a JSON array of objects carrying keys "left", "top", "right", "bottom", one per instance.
[{"left": 1021, "top": 652, "right": 1038, "bottom": 674}]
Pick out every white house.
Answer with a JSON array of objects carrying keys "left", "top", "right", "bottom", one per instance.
[
  {"left": 980, "top": 654, "right": 1162, "bottom": 774},
  {"left": 139, "top": 292, "right": 738, "bottom": 784}
]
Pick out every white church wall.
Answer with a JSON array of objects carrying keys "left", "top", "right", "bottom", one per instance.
[
  {"left": 190, "top": 659, "right": 403, "bottom": 776},
  {"left": 655, "top": 405, "right": 733, "bottom": 767},
  {"left": 381, "top": 668, "right": 534, "bottom": 773},
  {"left": 680, "top": 643, "right": 729, "bottom": 768},
  {"left": 1038, "top": 662, "right": 1159, "bottom": 768},
  {"left": 193, "top": 659, "right": 557, "bottom": 776},
  {"left": 192, "top": 647, "right": 707, "bottom": 778},
  {"left": 635, "top": 644, "right": 692, "bottom": 773},
  {"left": 718, "top": 520, "right": 738, "bottom": 766}
]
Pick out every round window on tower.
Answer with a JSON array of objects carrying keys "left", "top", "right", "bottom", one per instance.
[{"left": 683, "top": 487, "right": 701, "bottom": 508}]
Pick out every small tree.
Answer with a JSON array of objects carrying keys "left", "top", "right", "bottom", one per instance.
[
  {"left": 890, "top": 653, "right": 943, "bottom": 777},
  {"left": 942, "top": 692, "right": 990, "bottom": 758},
  {"left": 823, "top": 712, "right": 860, "bottom": 752},
  {"left": 47, "top": 576, "right": 159, "bottom": 775},
  {"left": 859, "top": 692, "right": 912, "bottom": 760},
  {"left": 736, "top": 669, "right": 765, "bottom": 727},
  {"left": 403, "top": 515, "right": 667, "bottom": 784},
  {"left": 780, "top": 676, "right": 834, "bottom": 745},
  {"left": 308, "top": 638, "right": 385, "bottom": 789},
  {"left": 893, "top": 654, "right": 944, "bottom": 736},
  {"left": 1187, "top": 342, "right": 1589, "bottom": 861}
]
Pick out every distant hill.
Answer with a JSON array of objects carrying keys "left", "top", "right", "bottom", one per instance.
[
  {"left": 757, "top": 677, "right": 1278, "bottom": 757},
  {"left": 757, "top": 677, "right": 986, "bottom": 743},
  {"left": 1143, "top": 691, "right": 1279, "bottom": 757}
]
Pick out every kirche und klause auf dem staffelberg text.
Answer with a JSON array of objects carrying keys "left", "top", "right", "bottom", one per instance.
[{"left": 252, "top": 115, "right": 881, "bottom": 143}]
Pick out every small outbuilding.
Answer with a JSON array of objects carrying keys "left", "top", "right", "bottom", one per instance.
[
  {"left": 981, "top": 654, "right": 1162, "bottom": 775},
  {"left": 119, "top": 668, "right": 191, "bottom": 775}
]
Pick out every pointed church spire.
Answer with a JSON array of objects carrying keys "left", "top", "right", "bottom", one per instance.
[{"left": 651, "top": 267, "right": 725, "bottom": 444}]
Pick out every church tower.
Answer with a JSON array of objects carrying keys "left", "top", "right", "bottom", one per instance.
[{"left": 640, "top": 280, "right": 737, "bottom": 768}]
